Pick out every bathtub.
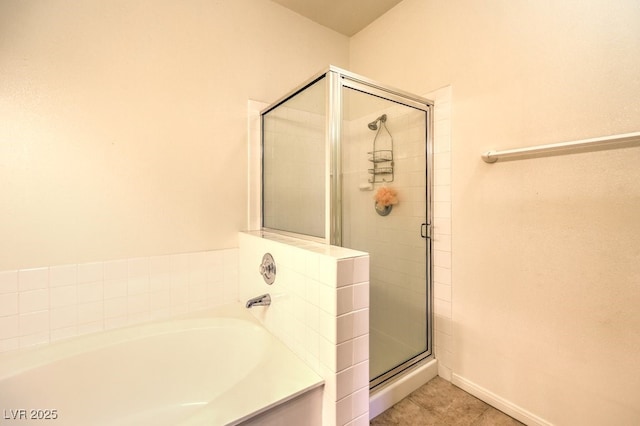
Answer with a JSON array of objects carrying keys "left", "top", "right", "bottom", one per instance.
[{"left": 0, "top": 304, "right": 323, "bottom": 425}]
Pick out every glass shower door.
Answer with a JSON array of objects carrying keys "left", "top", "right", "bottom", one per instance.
[{"left": 340, "top": 85, "right": 431, "bottom": 386}]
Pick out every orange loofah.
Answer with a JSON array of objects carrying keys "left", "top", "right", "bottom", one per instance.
[{"left": 374, "top": 186, "right": 398, "bottom": 207}]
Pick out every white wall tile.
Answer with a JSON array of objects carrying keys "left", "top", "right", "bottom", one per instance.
[
  {"left": 353, "top": 309, "right": 369, "bottom": 338},
  {"left": 336, "top": 394, "right": 353, "bottom": 426},
  {"left": 337, "top": 287, "right": 354, "bottom": 315},
  {"left": 0, "top": 293, "right": 18, "bottom": 316},
  {"left": 128, "top": 257, "right": 149, "bottom": 278},
  {"left": 104, "top": 279, "right": 127, "bottom": 299},
  {"left": 305, "top": 303, "right": 320, "bottom": 332},
  {"left": 104, "top": 260, "right": 128, "bottom": 281},
  {"left": 77, "top": 282, "right": 103, "bottom": 303},
  {"left": 18, "top": 268, "right": 48, "bottom": 291},
  {"left": 304, "top": 277, "right": 321, "bottom": 306},
  {"left": 0, "top": 271, "right": 18, "bottom": 294},
  {"left": 434, "top": 168, "right": 451, "bottom": 186},
  {"left": 149, "top": 255, "right": 172, "bottom": 277},
  {"left": 352, "top": 362, "right": 369, "bottom": 395},
  {"left": 433, "top": 217, "right": 451, "bottom": 236},
  {"left": 318, "top": 257, "right": 338, "bottom": 285},
  {"left": 50, "top": 306, "right": 77, "bottom": 329},
  {"left": 435, "top": 329, "right": 453, "bottom": 352},
  {"left": 434, "top": 298, "right": 452, "bottom": 319},
  {"left": 171, "top": 253, "right": 190, "bottom": 274},
  {"left": 0, "top": 315, "right": 19, "bottom": 339},
  {"left": 305, "top": 253, "right": 321, "bottom": 281},
  {"left": 0, "top": 338, "right": 19, "bottom": 352},
  {"left": 19, "top": 289, "right": 48, "bottom": 313},
  {"left": 337, "top": 313, "right": 354, "bottom": 344},
  {"left": 49, "top": 265, "right": 76, "bottom": 287},
  {"left": 50, "top": 285, "right": 77, "bottom": 308},
  {"left": 319, "top": 284, "right": 337, "bottom": 315},
  {"left": 104, "top": 297, "right": 127, "bottom": 319},
  {"left": 170, "top": 283, "right": 188, "bottom": 308},
  {"left": 433, "top": 266, "right": 451, "bottom": 286},
  {"left": 434, "top": 282, "right": 452, "bottom": 302},
  {"left": 150, "top": 271, "right": 171, "bottom": 293},
  {"left": 336, "top": 367, "right": 354, "bottom": 400},
  {"left": 78, "top": 301, "right": 102, "bottom": 325},
  {"left": 20, "top": 331, "right": 49, "bottom": 348},
  {"left": 128, "top": 311, "right": 150, "bottom": 325},
  {"left": 105, "top": 316, "right": 127, "bottom": 330},
  {"left": 127, "top": 293, "right": 150, "bottom": 315},
  {"left": 352, "top": 283, "right": 369, "bottom": 310},
  {"left": 433, "top": 250, "right": 452, "bottom": 269},
  {"left": 337, "top": 340, "right": 353, "bottom": 372},
  {"left": 353, "top": 335, "right": 368, "bottom": 365},
  {"left": 127, "top": 276, "right": 149, "bottom": 295},
  {"left": 351, "top": 386, "right": 369, "bottom": 419},
  {"left": 76, "top": 262, "right": 103, "bottom": 284},
  {"left": 336, "top": 259, "right": 354, "bottom": 287},
  {"left": 435, "top": 313, "right": 452, "bottom": 336},
  {"left": 51, "top": 326, "right": 77, "bottom": 342},
  {"left": 433, "top": 201, "right": 451, "bottom": 219},
  {"left": 19, "top": 311, "right": 49, "bottom": 335},
  {"left": 353, "top": 256, "right": 369, "bottom": 283},
  {"left": 151, "top": 290, "right": 171, "bottom": 312}
]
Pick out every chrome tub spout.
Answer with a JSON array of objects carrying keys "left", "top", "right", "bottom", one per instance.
[{"left": 246, "top": 293, "right": 271, "bottom": 308}]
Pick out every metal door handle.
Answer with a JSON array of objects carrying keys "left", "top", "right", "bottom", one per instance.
[{"left": 420, "top": 223, "right": 431, "bottom": 239}]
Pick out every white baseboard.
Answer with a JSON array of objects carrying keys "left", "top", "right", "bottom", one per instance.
[{"left": 451, "top": 374, "right": 553, "bottom": 426}]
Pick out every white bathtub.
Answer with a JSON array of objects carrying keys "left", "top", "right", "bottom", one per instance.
[{"left": 0, "top": 304, "right": 323, "bottom": 425}]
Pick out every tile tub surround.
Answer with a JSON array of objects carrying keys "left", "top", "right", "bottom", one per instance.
[
  {"left": 0, "top": 249, "right": 239, "bottom": 353},
  {"left": 239, "top": 231, "right": 370, "bottom": 426}
]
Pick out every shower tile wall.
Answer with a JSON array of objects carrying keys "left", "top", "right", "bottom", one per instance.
[
  {"left": 429, "top": 86, "right": 453, "bottom": 380},
  {"left": 0, "top": 249, "right": 239, "bottom": 353},
  {"left": 239, "top": 231, "right": 370, "bottom": 426}
]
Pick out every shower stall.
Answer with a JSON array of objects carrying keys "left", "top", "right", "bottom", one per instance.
[{"left": 261, "top": 66, "right": 433, "bottom": 389}]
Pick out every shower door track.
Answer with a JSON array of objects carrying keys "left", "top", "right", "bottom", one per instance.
[{"left": 370, "top": 352, "right": 435, "bottom": 391}]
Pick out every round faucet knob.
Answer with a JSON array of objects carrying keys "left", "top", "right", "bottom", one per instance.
[{"left": 258, "top": 253, "right": 276, "bottom": 285}]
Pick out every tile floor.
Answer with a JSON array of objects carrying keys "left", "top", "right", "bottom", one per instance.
[{"left": 370, "top": 377, "right": 524, "bottom": 425}]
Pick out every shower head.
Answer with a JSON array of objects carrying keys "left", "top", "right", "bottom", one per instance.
[{"left": 367, "top": 114, "right": 387, "bottom": 130}]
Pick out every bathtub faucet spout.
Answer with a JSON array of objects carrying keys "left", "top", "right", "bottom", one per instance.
[{"left": 245, "top": 293, "right": 271, "bottom": 308}]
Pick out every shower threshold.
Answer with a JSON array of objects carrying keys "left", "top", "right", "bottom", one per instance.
[{"left": 369, "top": 357, "right": 438, "bottom": 419}]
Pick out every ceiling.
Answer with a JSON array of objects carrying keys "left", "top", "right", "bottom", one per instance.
[{"left": 270, "top": 0, "right": 403, "bottom": 37}]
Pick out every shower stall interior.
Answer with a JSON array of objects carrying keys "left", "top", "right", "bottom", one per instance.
[{"left": 261, "top": 66, "right": 433, "bottom": 389}]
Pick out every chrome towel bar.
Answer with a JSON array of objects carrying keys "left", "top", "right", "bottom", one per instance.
[{"left": 482, "top": 131, "right": 640, "bottom": 163}]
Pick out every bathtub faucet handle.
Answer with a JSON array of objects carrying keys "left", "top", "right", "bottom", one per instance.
[
  {"left": 246, "top": 293, "right": 271, "bottom": 308},
  {"left": 258, "top": 253, "right": 276, "bottom": 285}
]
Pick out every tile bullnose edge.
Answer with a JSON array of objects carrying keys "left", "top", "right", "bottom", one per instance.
[{"left": 239, "top": 231, "right": 369, "bottom": 260}]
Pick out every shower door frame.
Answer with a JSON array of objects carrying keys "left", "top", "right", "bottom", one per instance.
[
  {"left": 327, "top": 67, "right": 435, "bottom": 389},
  {"left": 260, "top": 66, "right": 435, "bottom": 389}
]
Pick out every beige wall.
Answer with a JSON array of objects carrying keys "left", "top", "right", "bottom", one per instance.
[
  {"left": 0, "top": 0, "right": 348, "bottom": 270},
  {"left": 350, "top": 0, "right": 640, "bottom": 425}
]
